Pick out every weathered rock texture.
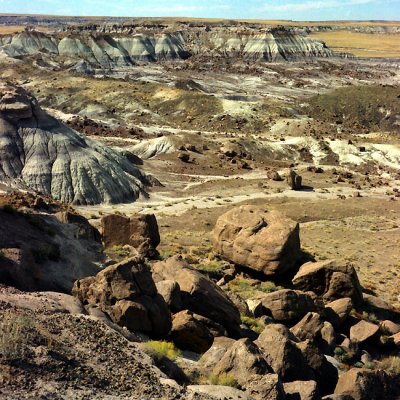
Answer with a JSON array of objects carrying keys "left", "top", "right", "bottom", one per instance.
[
  {"left": 213, "top": 205, "right": 301, "bottom": 276},
  {"left": 334, "top": 368, "right": 397, "bottom": 400},
  {"left": 0, "top": 207, "right": 102, "bottom": 292},
  {"left": 152, "top": 255, "right": 241, "bottom": 336},
  {"left": 101, "top": 213, "right": 160, "bottom": 256},
  {"left": 292, "top": 260, "right": 363, "bottom": 306},
  {"left": 73, "top": 257, "right": 171, "bottom": 338},
  {"left": 0, "top": 82, "right": 150, "bottom": 204},
  {"left": 0, "top": 28, "right": 332, "bottom": 69}
]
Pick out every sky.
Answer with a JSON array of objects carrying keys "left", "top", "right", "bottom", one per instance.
[{"left": 0, "top": 0, "right": 399, "bottom": 21}]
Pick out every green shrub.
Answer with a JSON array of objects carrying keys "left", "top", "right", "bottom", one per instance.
[
  {"left": 241, "top": 315, "right": 265, "bottom": 334},
  {"left": 207, "top": 373, "right": 238, "bottom": 388},
  {"left": 379, "top": 356, "right": 400, "bottom": 376},
  {"left": 146, "top": 340, "right": 181, "bottom": 361},
  {"left": 0, "top": 310, "right": 32, "bottom": 361}
]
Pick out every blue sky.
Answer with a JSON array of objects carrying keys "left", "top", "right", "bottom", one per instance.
[{"left": 0, "top": 0, "right": 399, "bottom": 21}]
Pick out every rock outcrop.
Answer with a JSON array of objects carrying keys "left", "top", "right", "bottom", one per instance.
[
  {"left": 73, "top": 257, "right": 171, "bottom": 338},
  {"left": 0, "top": 82, "right": 150, "bottom": 205},
  {"left": 213, "top": 205, "right": 301, "bottom": 276},
  {"left": 0, "top": 206, "right": 102, "bottom": 292}
]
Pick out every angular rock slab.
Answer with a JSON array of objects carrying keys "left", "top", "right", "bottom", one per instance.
[{"left": 213, "top": 205, "right": 301, "bottom": 277}]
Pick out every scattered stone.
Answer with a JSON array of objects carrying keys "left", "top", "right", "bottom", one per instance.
[{"left": 291, "top": 312, "right": 336, "bottom": 354}]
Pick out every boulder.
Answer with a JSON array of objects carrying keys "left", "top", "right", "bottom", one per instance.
[
  {"left": 101, "top": 213, "right": 160, "bottom": 257},
  {"left": 283, "top": 380, "right": 320, "bottom": 400},
  {"left": 200, "top": 336, "right": 236, "bottom": 370},
  {"left": 246, "top": 299, "right": 264, "bottom": 318},
  {"left": 170, "top": 310, "right": 214, "bottom": 353},
  {"left": 288, "top": 170, "right": 302, "bottom": 190},
  {"left": 334, "top": 368, "right": 396, "bottom": 400},
  {"left": 297, "top": 340, "right": 338, "bottom": 396},
  {"left": 292, "top": 260, "right": 363, "bottom": 306},
  {"left": 155, "top": 280, "right": 182, "bottom": 312},
  {"left": 325, "top": 298, "right": 353, "bottom": 328},
  {"left": 379, "top": 320, "right": 400, "bottom": 335},
  {"left": 213, "top": 205, "right": 301, "bottom": 276},
  {"left": 210, "top": 338, "right": 285, "bottom": 400},
  {"left": 255, "top": 324, "right": 315, "bottom": 382},
  {"left": 291, "top": 313, "right": 336, "bottom": 354},
  {"left": 187, "top": 385, "right": 252, "bottom": 400},
  {"left": 72, "top": 257, "right": 171, "bottom": 338},
  {"left": 362, "top": 294, "right": 399, "bottom": 321},
  {"left": 349, "top": 320, "right": 379, "bottom": 344},
  {"left": 152, "top": 256, "right": 241, "bottom": 336},
  {"left": 259, "top": 289, "right": 320, "bottom": 322},
  {"left": 55, "top": 211, "right": 101, "bottom": 242}
]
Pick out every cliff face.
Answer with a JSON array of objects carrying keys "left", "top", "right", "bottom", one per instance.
[
  {"left": 0, "top": 82, "right": 149, "bottom": 205},
  {"left": 0, "top": 28, "right": 332, "bottom": 69}
]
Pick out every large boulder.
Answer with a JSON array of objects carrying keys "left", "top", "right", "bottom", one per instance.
[
  {"left": 255, "top": 324, "right": 315, "bottom": 382},
  {"left": 152, "top": 256, "right": 241, "bottom": 336},
  {"left": 334, "top": 368, "right": 397, "bottom": 400},
  {"left": 259, "top": 289, "right": 320, "bottom": 322},
  {"left": 212, "top": 205, "right": 301, "bottom": 276},
  {"left": 292, "top": 260, "right": 363, "bottom": 306},
  {"left": 101, "top": 213, "right": 160, "bottom": 257},
  {"left": 72, "top": 257, "right": 171, "bottom": 338}
]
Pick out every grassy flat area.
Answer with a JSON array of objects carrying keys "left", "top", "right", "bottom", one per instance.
[{"left": 311, "top": 30, "right": 400, "bottom": 58}]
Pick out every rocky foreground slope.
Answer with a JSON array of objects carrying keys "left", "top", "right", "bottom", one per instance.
[
  {"left": 1, "top": 198, "right": 400, "bottom": 399},
  {"left": 0, "top": 27, "right": 332, "bottom": 70},
  {"left": 0, "top": 82, "right": 154, "bottom": 204}
]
